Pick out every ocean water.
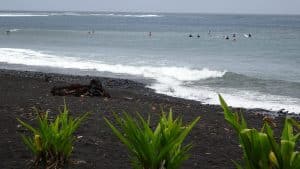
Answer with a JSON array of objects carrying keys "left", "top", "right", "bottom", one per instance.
[{"left": 0, "top": 11, "right": 300, "bottom": 113}]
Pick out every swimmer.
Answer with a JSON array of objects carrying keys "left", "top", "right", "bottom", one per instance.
[
  {"left": 149, "top": 31, "right": 152, "bottom": 37},
  {"left": 225, "top": 35, "right": 229, "bottom": 40}
]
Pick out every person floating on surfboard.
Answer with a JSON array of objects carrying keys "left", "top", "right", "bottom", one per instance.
[{"left": 5, "top": 30, "right": 11, "bottom": 35}]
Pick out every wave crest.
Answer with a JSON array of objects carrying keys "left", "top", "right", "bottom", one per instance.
[
  {"left": 87, "top": 13, "right": 162, "bottom": 17},
  {"left": 1, "top": 48, "right": 299, "bottom": 113},
  {"left": 0, "top": 12, "right": 162, "bottom": 18},
  {"left": 0, "top": 48, "right": 224, "bottom": 82},
  {"left": 0, "top": 13, "right": 48, "bottom": 17},
  {"left": 150, "top": 84, "right": 300, "bottom": 113}
]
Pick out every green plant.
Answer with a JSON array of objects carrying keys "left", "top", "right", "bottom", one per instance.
[
  {"left": 219, "top": 94, "right": 300, "bottom": 169},
  {"left": 104, "top": 110, "right": 200, "bottom": 169},
  {"left": 17, "top": 103, "right": 89, "bottom": 168}
]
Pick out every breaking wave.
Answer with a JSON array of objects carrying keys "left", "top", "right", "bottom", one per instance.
[
  {"left": 1, "top": 47, "right": 299, "bottom": 113},
  {"left": 89, "top": 13, "right": 162, "bottom": 18},
  {"left": 150, "top": 83, "right": 300, "bottom": 113},
  {"left": 0, "top": 48, "right": 224, "bottom": 82},
  {"left": 0, "top": 13, "right": 48, "bottom": 17},
  {"left": 0, "top": 12, "right": 162, "bottom": 18}
]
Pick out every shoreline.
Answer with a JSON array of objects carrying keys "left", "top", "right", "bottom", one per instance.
[
  {"left": 0, "top": 68, "right": 294, "bottom": 116},
  {"left": 1, "top": 59, "right": 299, "bottom": 115},
  {"left": 0, "top": 68, "right": 291, "bottom": 168}
]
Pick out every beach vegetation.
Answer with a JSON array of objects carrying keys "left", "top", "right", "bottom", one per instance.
[
  {"left": 17, "top": 102, "right": 89, "bottom": 168},
  {"left": 219, "top": 94, "right": 300, "bottom": 169},
  {"left": 104, "top": 110, "right": 200, "bottom": 169}
]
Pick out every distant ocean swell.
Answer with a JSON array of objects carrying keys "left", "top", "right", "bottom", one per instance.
[
  {"left": 0, "top": 13, "right": 49, "bottom": 17},
  {"left": 0, "top": 12, "right": 162, "bottom": 18},
  {"left": 1, "top": 47, "right": 300, "bottom": 113}
]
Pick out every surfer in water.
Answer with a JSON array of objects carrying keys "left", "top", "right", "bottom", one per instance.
[
  {"left": 5, "top": 30, "right": 11, "bottom": 35},
  {"left": 248, "top": 33, "right": 252, "bottom": 37},
  {"left": 149, "top": 31, "right": 152, "bottom": 37},
  {"left": 197, "top": 34, "right": 200, "bottom": 38},
  {"left": 189, "top": 34, "right": 193, "bottom": 38}
]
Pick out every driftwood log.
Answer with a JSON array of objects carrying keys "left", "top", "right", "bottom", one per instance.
[{"left": 51, "top": 79, "right": 110, "bottom": 98}]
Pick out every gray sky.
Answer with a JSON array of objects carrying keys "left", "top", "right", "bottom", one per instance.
[{"left": 1, "top": 0, "right": 300, "bottom": 15}]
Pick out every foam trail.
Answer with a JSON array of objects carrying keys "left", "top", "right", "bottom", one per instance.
[
  {"left": 116, "top": 14, "right": 162, "bottom": 18},
  {"left": 149, "top": 83, "right": 300, "bottom": 113},
  {"left": 0, "top": 48, "right": 224, "bottom": 82},
  {"left": 89, "top": 13, "right": 162, "bottom": 17},
  {"left": 49, "top": 12, "right": 82, "bottom": 16},
  {"left": 45, "top": 12, "right": 162, "bottom": 17},
  {"left": 0, "top": 12, "right": 162, "bottom": 18},
  {"left": 1, "top": 48, "right": 299, "bottom": 113},
  {"left": 9, "top": 29, "right": 20, "bottom": 32},
  {"left": 0, "top": 13, "right": 48, "bottom": 17}
]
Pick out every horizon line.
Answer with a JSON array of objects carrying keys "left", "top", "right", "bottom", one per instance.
[{"left": 0, "top": 9, "right": 300, "bottom": 16}]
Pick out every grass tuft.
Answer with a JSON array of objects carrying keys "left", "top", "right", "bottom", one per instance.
[
  {"left": 219, "top": 94, "right": 300, "bottom": 169},
  {"left": 104, "top": 110, "right": 200, "bottom": 169},
  {"left": 17, "top": 102, "right": 89, "bottom": 168}
]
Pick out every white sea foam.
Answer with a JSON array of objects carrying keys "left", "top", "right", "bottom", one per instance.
[
  {"left": 89, "top": 13, "right": 162, "bottom": 18},
  {"left": 0, "top": 48, "right": 224, "bottom": 82},
  {"left": 9, "top": 29, "right": 20, "bottom": 32},
  {"left": 150, "top": 83, "right": 300, "bottom": 113},
  {"left": 116, "top": 14, "right": 162, "bottom": 18},
  {"left": 49, "top": 12, "right": 82, "bottom": 16},
  {"left": 48, "top": 12, "right": 161, "bottom": 17},
  {"left": 0, "top": 13, "right": 48, "bottom": 17},
  {"left": 0, "top": 12, "right": 161, "bottom": 18},
  {"left": 1, "top": 47, "right": 299, "bottom": 113}
]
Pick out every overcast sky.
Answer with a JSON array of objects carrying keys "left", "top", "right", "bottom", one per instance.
[{"left": 1, "top": 0, "right": 300, "bottom": 15}]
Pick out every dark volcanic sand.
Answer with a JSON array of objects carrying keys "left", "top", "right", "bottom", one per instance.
[{"left": 0, "top": 69, "right": 287, "bottom": 169}]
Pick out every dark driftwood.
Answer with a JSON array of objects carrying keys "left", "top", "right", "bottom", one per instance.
[{"left": 51, "top": 79, "right": 111, "bottom": 98}]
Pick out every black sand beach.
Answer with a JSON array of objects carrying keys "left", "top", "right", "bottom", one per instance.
[{"left": 0, "top": 69, "right": 287, "bottom": 169}]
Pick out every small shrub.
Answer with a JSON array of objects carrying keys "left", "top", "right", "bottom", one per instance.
[
  {"left": 17, "top": 103, "right": 89, "bottom": 168},
  {"left": 219, "top": 94, "right": 300, "bottom": 169},
  {"left": 104, "top": 110, "right": 200, "bottom": 169}
]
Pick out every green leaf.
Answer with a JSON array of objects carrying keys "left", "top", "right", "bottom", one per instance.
[
  {"left": 104, "top": 110, "right": 200, "bottom": 169},
  {"left": 219, "top": 94, "right": 300, "bottom": 169},
  {"left": 17, "top": 101, "right": 88, "bottom": 166}
]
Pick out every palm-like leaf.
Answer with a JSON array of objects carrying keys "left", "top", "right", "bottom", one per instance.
[
  {"left": 17, "top": 102, "right": 89, "bottom": 168},
  {"left": 104, "top": 110, "right": 200, "bottom": 169},
  {"left": 219, "top": 94, "right": 300, "bottom": 169}
]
